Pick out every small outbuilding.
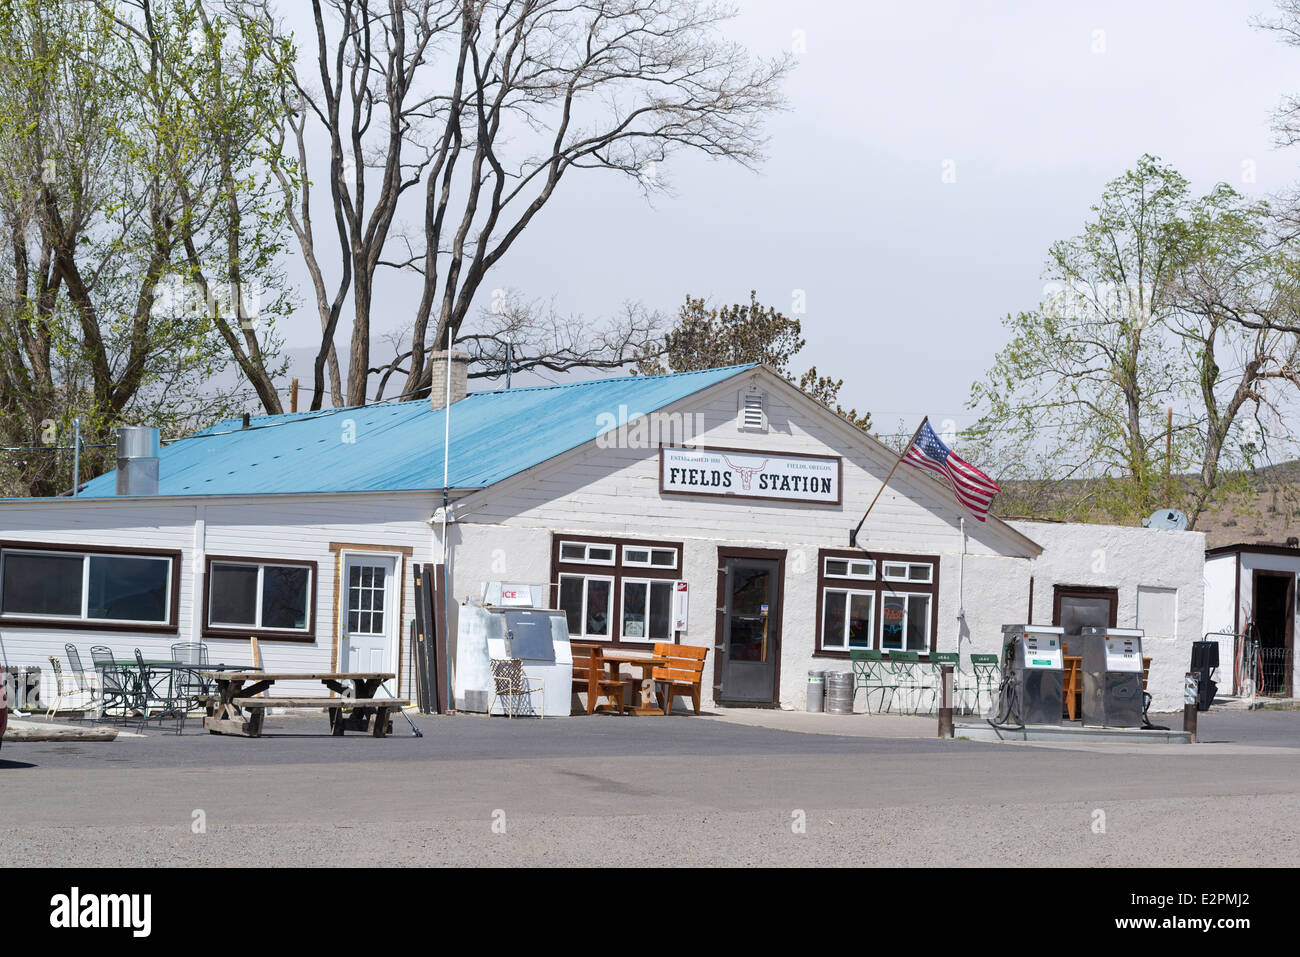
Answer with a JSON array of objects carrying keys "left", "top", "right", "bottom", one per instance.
[
  {"left": 0, "top": 361, "right": 1206, "bottom": 711},
  {"left": 1203, "top": 541, "right": 1298, "bottom": 698}
]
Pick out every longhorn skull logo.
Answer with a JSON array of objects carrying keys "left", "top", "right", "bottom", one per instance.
[{"left": 722, "top": 454, "right": 768, "bottom": 490}]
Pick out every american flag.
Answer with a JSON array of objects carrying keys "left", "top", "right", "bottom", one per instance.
[{"left": 902, "top": 420, "right": 1000, "bottom": 522}]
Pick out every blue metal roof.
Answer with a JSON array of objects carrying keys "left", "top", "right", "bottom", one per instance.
[{"left": 70, "top": 364, "right": 755, "bottom": 498}]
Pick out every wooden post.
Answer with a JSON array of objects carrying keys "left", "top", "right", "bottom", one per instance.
[
  {"left": 938, "top": 664, "right": 954, "bottom": 738},
  {"left": 433, "top": 563, "right": 452, "bottom": 714},
  {"left": 290, "top": 377, "right": 299, "bottom": 413},
  {"left": 851, "top": 417, "right": 928, "bottom": 547},
  {"left": 1184, "top": 672, "right": 1198, "bottom": 742}
]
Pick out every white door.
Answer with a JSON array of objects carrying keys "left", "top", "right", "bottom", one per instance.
[{"left": 340, "top": 553, "right": 398, "bottom": 687}]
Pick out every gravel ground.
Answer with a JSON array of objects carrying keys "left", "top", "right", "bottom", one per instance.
[{"left": 2, "top": 709, "right": 1297, "bottom": 866}]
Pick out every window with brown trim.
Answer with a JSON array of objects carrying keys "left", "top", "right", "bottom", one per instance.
[
  {"left": 0, "top": 541, "right": 180, "bottom": 633},
  {"left": 203, "top": 555, "right": 317, "bottom": 641},
  {"left": 815, "top": 548, "right": 939, "bottom": 658},
  {"left": 551, "top": 534, "right": 683, "bottom": 645}
]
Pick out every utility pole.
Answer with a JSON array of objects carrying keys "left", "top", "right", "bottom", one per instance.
[
  {"left": 71, "top": 418, "right": 81, "bottom": 497},
  {"left": 1165, "top": 407, "right": 1173, "bottom": 506}
]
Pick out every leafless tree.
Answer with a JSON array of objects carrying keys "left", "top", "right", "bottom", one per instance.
[
  {"left": 244, "top": 0, "right": 790, "bottom": 408},
  {"left": 369, "top": 291, "right": 664, "bottom": 398}
]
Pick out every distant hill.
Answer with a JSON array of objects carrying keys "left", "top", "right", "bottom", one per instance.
[{"left": 996, "top": 461, "right": 1300, "bottom": 549}]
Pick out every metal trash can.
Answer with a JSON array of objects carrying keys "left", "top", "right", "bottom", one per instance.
[
  {"left": 1191, "top": 640, "right": 1219, "bottom": 711},
  {"left": 806, "top": 671, "right": 825, "bottom": 712},
  {"left": 825, "top": 671, "right": 854, "bottom": 714}
]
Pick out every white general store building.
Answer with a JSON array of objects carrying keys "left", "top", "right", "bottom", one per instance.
[{"left": 0, "top": 361, "right": 1205, "bottom": 711}]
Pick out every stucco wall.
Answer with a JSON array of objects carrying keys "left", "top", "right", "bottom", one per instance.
[{"left": 1011, "top": 521, "right": 1206, "bottom": 712}]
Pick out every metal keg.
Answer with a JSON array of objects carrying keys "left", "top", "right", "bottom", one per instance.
[
  {"left": 825, "top": 670, "right": 854, "bottom": 714},
  {"left": 806, "top": 670, "right": 825, "bottom": 712}
]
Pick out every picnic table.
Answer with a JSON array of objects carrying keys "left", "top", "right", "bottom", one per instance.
[
  {"left": 597, "top": 649, "right": 671, "bottom": 715},
  {"left": 202, "top": 671, "right": 408, "bottom": 738}
]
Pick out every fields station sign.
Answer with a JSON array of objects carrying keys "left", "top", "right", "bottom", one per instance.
[{"left": 659, "top": 446, "right": 842, "bottom": 504}]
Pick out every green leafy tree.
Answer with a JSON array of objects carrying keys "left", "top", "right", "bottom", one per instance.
[
  {"left": 0, "top": 0, "right": 295, "bottom": 496},
  {"left": 967, "top": 155, "right": 1300, "bottom": 527},
  {"left": 638, "top": 292, "right": 871, "bottom": 431}
]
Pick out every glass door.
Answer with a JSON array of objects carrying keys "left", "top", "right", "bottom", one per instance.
[{"left": 718, "top": 556, "right": 780, "bottom": 703}]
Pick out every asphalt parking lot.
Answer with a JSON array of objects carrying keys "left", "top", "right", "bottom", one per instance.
[{"left": 2, "top": 708, "right": 1297, "bottom": 866}]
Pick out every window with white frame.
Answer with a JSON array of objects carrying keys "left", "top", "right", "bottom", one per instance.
[
  {"left": 207, "top": 558, "right": 313, "bottom": 634},
  {"left": 880, "top": 590, "right": 931, "bottom": 652},
  {"left": 558, "top": 541, "right": 617, "bottom": 565},
  {"left": 824, "top": 557, "right": 875, "bottom": 580},
  {"left": 559, "top": 574, "right": 614, "bottom": 638},
  {"left": 817, "top": 550, "right": 937, "bottom": 656},
  {"left": 622, "top": 545, "right": 677, "bottom": 568},
  {"left": 621, "top": 578, "right": 674, "bottom": 641},
  {"left": 555, "top": 535, "right": 681, "bottom": 643},
  {"left": 821, "top": 589, "right": 875, "bottom": 651},
  {"left": 0, "top": 544, "right": 175, "bottom": 627},
  {"left": 882, "top": 561, "right": 933, "bottom": 583}
]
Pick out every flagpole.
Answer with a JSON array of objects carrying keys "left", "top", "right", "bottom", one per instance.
[{"left": 850, "top": 416, "right": 928, "bottom": 548}]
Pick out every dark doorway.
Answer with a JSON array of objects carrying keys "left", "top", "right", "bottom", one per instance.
[
  {"left": 715, "top": 551, "right": 783, "bottom": 704},
  {"left": 1251, "top": 571, "right": 1294, "bottom": 697},
  {"left": 1053, "top": 585, "right": 1118, "bottom": 655}
]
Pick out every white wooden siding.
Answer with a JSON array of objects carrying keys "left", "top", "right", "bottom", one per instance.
[
  {"left": 0, "top": 492, "right": 436, "bottom": 699},
  {"left": 455, "top": 369, "right": 1033, "bottom": 559}
]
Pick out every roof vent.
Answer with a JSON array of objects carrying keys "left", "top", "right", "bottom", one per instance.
[
  {"left": 738, "top": 389, "right": 766, "bottom": 432},
  {"left": 115, "top": 426, "right": 160, "bottom": 496}
]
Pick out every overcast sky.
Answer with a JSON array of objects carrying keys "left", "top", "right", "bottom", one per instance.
[{"left": 275, "top": 1, "right": 1300, "bottom": 438}]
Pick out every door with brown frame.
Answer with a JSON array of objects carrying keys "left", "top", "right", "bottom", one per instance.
[
  {"left": 1250, "top": 570, "right": 1295, "bottom": 697},
  {"left": 715, "top": 550, "right": 784, "bottom": 704},
  {"left": 1053, "top": 585, "right": 1118, "bottom": 656}
]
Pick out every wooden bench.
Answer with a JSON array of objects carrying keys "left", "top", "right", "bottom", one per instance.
[
  {"left": 232, "top": 697, "right": 408, "bottom": 709},
  {"left": 652, "top": 642, "right": 708, "bottom": 714},
  {"left": 570, "top": 643, "right": 629, "bottom": 715},
  {"left": 1061, "top": 657, "right": 1081, "bottom": 720},
  {"left": 231, "top": 697, "right": 410, "bottom": 737},
  {"left": 1062, "top": 653, "right": 1153, "bottom": 721}
]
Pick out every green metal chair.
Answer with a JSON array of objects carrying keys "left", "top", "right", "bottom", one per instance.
[
  {"left": 970, "top": 654, "right": 1001, "bottom": 716},
  {"left": 888, "top": 651, "right": 923, "bottom": 714},
  {"left": 850, "top": 649, "right": 896, "bottom": 714}
]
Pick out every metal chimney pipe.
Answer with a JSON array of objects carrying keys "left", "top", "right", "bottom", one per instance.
[{"left": 115, "top": 426, "right": 160, "bottom": 496}]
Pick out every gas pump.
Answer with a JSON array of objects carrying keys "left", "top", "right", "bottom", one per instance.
[
  {"left": 993, "top": 625, "right": 1065, "bottom": 727},
  {"left": 1078, "top": 626, "right": 1144, "bottom": 727}
]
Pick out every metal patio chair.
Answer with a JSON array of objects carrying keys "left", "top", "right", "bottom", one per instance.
[
  {"left": 488, "top": 657, "right": 545, "bottom": 718},
  {"left": 89, "top": 645, "right": 139, "bottom": 721},
  {"left": 850, "top": 649, "right": 896, "bottom": 714},
  {"left": 171, "top": 641, "right": 214, "bottom": 708},
  {"left": 970, "top": 654, "right": 1001, "bottom": 717},
  {"left": 63, "top": 643, "right": 98, "bottom": 718},
  {"left": 888, "top": 651, "right": 924, "bottom": 714},
  {"left": 135, "top": 649, "right": 186, "bottom": 734},
  {"left": 45, "top": 657, "right": 94, "bottom": 719}
]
